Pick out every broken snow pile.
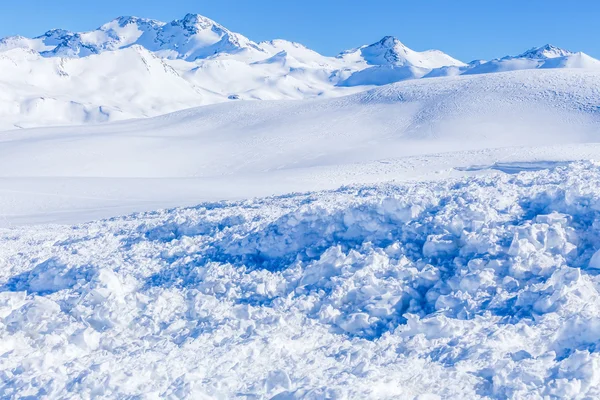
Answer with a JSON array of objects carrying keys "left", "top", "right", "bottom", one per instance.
[{"left": 3, "top": 162, "right": 600, "bottom": 398}]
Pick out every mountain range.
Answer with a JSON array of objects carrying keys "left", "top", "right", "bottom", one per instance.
[{"left": 0, "top": 13, "right": 598, "bottom": 130}]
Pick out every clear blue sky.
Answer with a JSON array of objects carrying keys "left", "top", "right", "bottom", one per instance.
[{"left": 1, "top": 0, "right": 598, "bottom": 61}]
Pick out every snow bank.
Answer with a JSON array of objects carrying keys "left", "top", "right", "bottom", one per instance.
[{"left": 3, "top": 162, "right": 600, "bottom": 398}]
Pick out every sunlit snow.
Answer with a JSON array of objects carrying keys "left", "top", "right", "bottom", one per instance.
[{"left": 2, "top": 11, "right": 600, "bottom": 400}]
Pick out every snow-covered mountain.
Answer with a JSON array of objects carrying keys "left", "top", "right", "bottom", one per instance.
[
  {"left": 337, "top": 36, "right": 466, "bottom": 86},
  {"left": 338, "top": 36, "right": 464, "bottom": 68},
  {"left": 425, "top": 44, "right": 600, "bottom": 77},
  {"left": 0, "top": 14, "right": 599, "bottom": 130},
  {"left": 519, "top": 43, "right": 574, "bottom": 59},
  {"left": 0, "top": 14, "right": 266, "bottom": 61},
  {"left": 462, "top": 44, "right": 600, "bottom": 75},
  {"left": 0, "top": 16, "right": 460, "bottom": 66}
]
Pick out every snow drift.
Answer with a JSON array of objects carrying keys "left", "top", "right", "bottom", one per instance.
[{"left": 3, "top": 162, "right": 600, "bottom": 398}]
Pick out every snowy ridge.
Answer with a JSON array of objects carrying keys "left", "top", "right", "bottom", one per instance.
[
  {"left": 1, "top": 14, "right": 599, "bottom": 129},
  {"left": 429, "top": 44, "right": 600, "bottom": 77},
  {"left": 461, "top": 46, "right": 600, "bottom": 75},
  {"left": 0, "top": 46, "right": 216, "bottom": 130},
  {"left": 3, "top": 162, "right": 600, "bottom": 397},
  {"left": 0, "top": 14, "right": 264, "bottom": 61}
]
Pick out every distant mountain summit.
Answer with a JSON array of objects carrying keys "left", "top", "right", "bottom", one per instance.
[
  {"left": 2, "top": 13, "right": 595, "bottom": 76},
  {"left": 0, "top": 13, "right": 265, "bottom": 61},
  {"left": 517, "top": 44, "right": 574, "bottom": 59},
  {"left": 0, "top": 16, "right": 464, "bottom": 68},
  {"left": 336, "top": 36, "right": 464, "bottom": 86},
  {"left": 134, "top": 13, "right": 266, "bottom": 60},
  {"left": 452, "top": 44, "right": 600, "bottom": 75},
  {"left": 352, "top": 36, "right": 464, "bottom": 68}
]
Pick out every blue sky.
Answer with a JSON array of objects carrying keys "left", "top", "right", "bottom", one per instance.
[{"left": 1, "top": 0, "right": 598, "bottom": 61}]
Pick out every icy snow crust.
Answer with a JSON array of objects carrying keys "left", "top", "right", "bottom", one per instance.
[{"left": 3, "top": 162, "right": 600, "bottom": 398}]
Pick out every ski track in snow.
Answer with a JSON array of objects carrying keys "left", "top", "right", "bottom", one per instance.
[{"left": 3, "top": 162, "right": 600, "bottom": 398}]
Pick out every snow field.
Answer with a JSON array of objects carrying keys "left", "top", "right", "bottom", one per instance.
[
  {"left": 3, "top": 162, "right": 600, "bottom": 398},
  {"left": 0, "top": 68, "right": 599, "bottom": 226}
]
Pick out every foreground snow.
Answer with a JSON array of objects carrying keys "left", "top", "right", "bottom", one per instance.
[{"left": 2, "top": 162, "right": 600, "bottom": 398}]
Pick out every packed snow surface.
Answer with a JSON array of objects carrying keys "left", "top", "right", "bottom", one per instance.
[{"left": 3, "top": 162, "right": 600, "bottom": 398}]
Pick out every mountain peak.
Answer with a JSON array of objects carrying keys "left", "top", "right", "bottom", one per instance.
[
  {"left": 358, "top": 36, "right": 465, "bottom": 69},
  {"left": 376, "top": 36, "right": 404, "bottom": 48},
  {"left": 111, "top": 16, "right": 162, "bottom": 27},
  {"left": 177, "top": 13, "right": 221, "bottom": 32},
  {"left": 40, "top": 28, "right": 72, "bottom": 36},
  {"left": 518, "top": 44, "right": 574, "bottom": 59},
  {"left": 360, "top": 36, "right": 410, "bottom": 66}
]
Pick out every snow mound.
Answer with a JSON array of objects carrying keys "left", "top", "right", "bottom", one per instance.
[
  {"left": 2, "top": 68, "right": 598, "bottom": 178},
  {"left": 3, "top": 162, "right": 600, "bottom": 397}
]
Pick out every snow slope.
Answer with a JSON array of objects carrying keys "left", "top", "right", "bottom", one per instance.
[
  {"left": 0, "top": 69, "right": 599, "bottom": 226},
  {"left": 4, "top": 161, "right": 600, "bottom": 398},
  {"left": 0, "top": 46, "right": 219, "bottom": 130},
  {"left": 0, "top": 44, "right": 359, "bottom": 131},
  {"left": 2, "top": 69, "right": 598, "bottom": 178}
]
